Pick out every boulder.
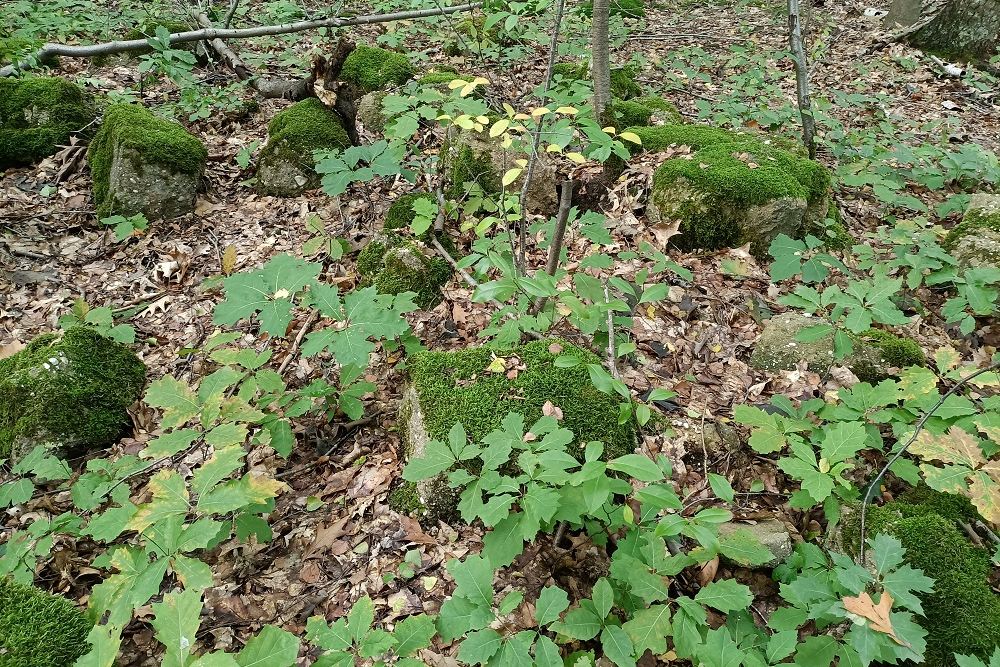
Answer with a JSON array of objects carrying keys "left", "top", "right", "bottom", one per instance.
[
  {"left": 749, "top": 313, "right": 925, "bottom": 382},
  {"left": 339, "top": 45, "right": 414, "bottom": 93},
  {"left": 648, "top": 140, "right": 830, "bottom": 256},
  {"left": 0, "top": 577, "right": 94, "bottom": 667},
  {"left": 944, "top": 193, "right": 1000, "bottom": 271},
  {"left": 0, "top": 77, "right": 95, "bottom": 169},
  {"left": 0, "top": 327, "right": 146, "bottom": 462},
  {"left": 612, "top": 96, "right": 683, "bottom": 129},
  {"left": 87, "top": 103, "right": 206, "bottom": 219},
  {"left": 356, "top": 232, "right": 451, "bottom": 309},
  {"left": 356, "top": 91, "right": 388, "bottom": 133},
  {"left": 884, "top": 0, "right": 1000, "bottom": 63},
  {"left": 718, "top": 520, "right": 793, "bottom": 569},
  {"left": 393, "top": 339, "right": 639, "bottom": 521},
  {"left": 257, "top": 98, "right": 351, "bottom": 197},
  {"left": 442, "top": 128, "right": 559, "bottom": 215}
]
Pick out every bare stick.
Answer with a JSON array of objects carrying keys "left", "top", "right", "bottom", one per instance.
[
  {"left": 223, "top": 0, "right": 240, "bottom": 28},
  {"left": 604, "top": 280, "right": 620, "bottom": 379},
  {"left": 517, "top": 0, "right": 567, "bottom": 272},
  {"left": 976, "top": 520, "right": 1000, "bottom": 545},
  {"left": 277, "top": 310, "right": 319, "bottom": 375},
  {"left": 858, "top": 361, "right": 1000, "bottom": 561},
  {"left": 530, "top": 178, "right": 574, "bottom": 315},
  {"left": 787, "top": 0, "right": 816, "bottom": 159},
  {"left": 1, "top": 2, "right": 482, "bottom": 76}
]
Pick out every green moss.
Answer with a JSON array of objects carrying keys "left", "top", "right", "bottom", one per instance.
[
  {"left": 0, "top": 77, "right": 95, "bottom": 169},
  {"left": 385, "top": 193, "right": 434, "bottom": 234},
  {"left": 579, "top": 0, "right": 646, "bottom": 17},
  {"left": 844, "top": 495, "right": 1000, "bottom": 666},
  {"left": 550, "top": 62, "right": 641, "bottom": 98},
  {"left": 622, "top": 123, "right": 739, "bottom": 154},
  {"left": 944, "top": 201, "right": 1000, "bottom": 251},
  {"left": 0, "top": 577, "right": 93, "bottom": 667},
  {"left": 612, "top": 97, "right": 683, "bottom": 128},
  {"left": 417, "top": 71, "right": 468, "bottom": 87},
  {"left": 408, "top": 339, "right": 638, "bottom": 461},
  {"left": 256, "top": 98, "right": 350, "bottom": 195},
  {"left": 0, "top": 327, "right": 146, "bottom": 460},
  {"left": 86, "top": 103, "right": 206, "bottom": 216},
  {"left": 357, "top": 233, "right": 451, "bottom": 309},
  {"left": 552, "top": 62, "right": 589, "bottom": 81},
  {"left": 0, "top": 37, "right": 44, "bottom": 66},
  {"left": 819, "top": 202, "right": 852, "bottom": 250},
  {"left": 860, "top": 329, "right": 925, "bottom": 369},
  {"left": 339, "top": 45, "right": 414, "bottom": 93},
  {"left": 388, "top": 481, "right": 425, "bottom": 515},
  {"left": 445, "top": 140, "right": 501, "bottom": 199}
]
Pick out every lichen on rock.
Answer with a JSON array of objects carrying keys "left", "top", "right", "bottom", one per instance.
[
  {"left": 0, "top": 327, "right": 146, "bottom": 463},
  {"left": 357, "top": 232, "right": 451, "bottom": 309},
  {"left": 257, "top": 98, "right": 351, "bottom": 197},
  {"left": 943, "top": 193, "right": 1000, "bottom": 271},
  {"left": 87, "top": 103, "right": 206, "bottom": 219},
  {"left": 0, "top": 577, "right": 94, "bottom": 667},
  {"left": 0, "top": 77, "right": 96, "bottom": 169},
  {"left": 339, "top": 45, "right": 414, "bottom": 93}
]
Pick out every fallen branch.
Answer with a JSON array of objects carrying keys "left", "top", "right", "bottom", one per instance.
[{"left": 1, "top": 2, "right": 482, "bottom": 76}]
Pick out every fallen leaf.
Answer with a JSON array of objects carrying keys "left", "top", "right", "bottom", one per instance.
[{"left": 843, "top": 591, "right": 906, "bottom": 645}]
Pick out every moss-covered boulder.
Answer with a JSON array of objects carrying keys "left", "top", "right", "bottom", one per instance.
[
  {"left": 87, "top": 103, "right": 205, "bottom": 219},
  {"left": 580, "top": 0, "right": 646, "bottom": 17},
  {"left": 612, "top": 96, "right": 682, "bottom": 128},
  {"left": 551, "top": 62, "right": 643, "bottom": 100},
  {"left": 385, "top": 192, "right": 436, "bottom": 237},
  {"left": 339, "top": 45, "right": 414, "bottom": 93},
  {"left": 944, "top": 193, "right": 1000, "bottom": 271},
  {"left": 749, "top": 313, "right": 924, "bottom": 382},
  {"left": 0, "top": 77, "right": 96, "bottom": 170},
  {"left": 0, "top": 327, "right": 146, "bottom": 462},
  {"left": 649, "top": 139, "right": 830, "bottom": 255},
  {"left": 842, "top": 491, "right": 1000, "bottom": 666},
  {"left": 0, "top": 577, "right": 94, "bottom": 667},
  {"left": 396, "top": 339, "right": 639, "bottom": 520},
  {"left": 884, "top": 0, "right": 1000, "bottom": 63},
  {"left": 257, "top": 98, "right": 351, "bottom": 197},
  {"left": 357, "top": 232, "right": 451, "bottom": 309},
  {"left": 441, "top": 128, "right": 558, "bottom": 214}
]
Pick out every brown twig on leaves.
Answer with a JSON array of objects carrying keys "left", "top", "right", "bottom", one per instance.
[
  {"left": 277, "top": 310, "right": 320, "bottom": 375},
  {"left": 530, "top": 178, "right": 574, "bottom": 315},
  {"left": 1, "top": 2, "right": 482, "bottom": 76}
]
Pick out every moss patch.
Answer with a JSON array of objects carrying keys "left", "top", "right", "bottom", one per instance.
[
  {"left": 580, "top": 0, "right": 645, "bottom": 17},
  {"left": 843, "top": 492, "right": 999, "bottom": 666},
  {"left": 357, "top": 233, "right": 451, "bottom": 309},
  {"left": 550, "top": 62, "right": 642, "bottom": 99},
  {"left": 612, "top": 96, "right": 682, "bottom": 128},
  {"left": 256, "top": 98, "right": 350, "bottom": 195},
  {"left": 417, "top": 71, "right": 469, "bottom": 87},
  {"left": 385, "top": 192, "right": 434, "bottom": 236},
  {"left": 0, "top": 327, "right": 146, "bottom": 461},
  {"left": 0, "top": 577, "right": 93, "bottom": 667},
  {"left": 86, "top": 103, "right": 206, "bottom": 216},
  {"left": 339, "top": 45, "right": 414, "bottom": 93},
  {"left": 943, "top": 195, "right": 1000, "bottom": 269},
  {"left": 443, "top": 135, "right": 502, "bottom": 199},
  {"left": 622, "top": 123, "right": 739, "bottom": 154},
  {"left": 0, "top": 77, "right": 96, "bottom": 169},
  {"left": 407, "top": 339, "right": 638, "bottom": 461},
  {"left": 860, "top": 329, "right": 925, "bottom": 370}
]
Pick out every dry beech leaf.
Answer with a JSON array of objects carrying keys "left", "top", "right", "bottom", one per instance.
[
  {"left": 542, "top": 401, "right": 563, "bottom": 420},
  {"left": 221, "top": 245, "right": 238, "bottom": 276},
  {"left": 0, "top": 340, "right": 26, "bottom": 361},
  {"left": 843, "top": 591, "right": 906, "bottom": 645}
]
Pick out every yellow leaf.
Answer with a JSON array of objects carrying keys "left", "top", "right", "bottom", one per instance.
[
  {"left": 501, "top": 168, "right": 522, "bottom": 187},
  {"left": 472, "top": 76, "right": 490, "bottom": 86},
  {"left": 486, "top": 356, "right": 507, "bottom": 373},
  {"left": 454, "top": 115, "right": 475, "bottom": 130},
  {"left": 911, "top": 425, "right": 986, "bottom": 468},
  {"left": 898, "top": 366, "right": 937, "bottom": 400},
  {"left": 545, "top": 144, "right": 561, "bottom": 153},
  {"left": 514, "top": 158, "right": 528, "bottom": 168},
  {"left": 490, "top": 119, "right": 510, "bottom": 137},
  {"left": 843, "top": 592, "right": 906, "bottom": 646},
  {"left": 437, "top": 113, "right": 452, "bottom": 121},
  {"left": 448, "top": 79, "right": 466, "bottom": 89},
  {"left": 501, "top": 137, "right": 513, "bottom": 149},
  {"left": 502, "top": 102, "right": 516, "bottom": 115},
  {"left": 554, "top": 106, "right": 578, "bottom": 115},
  {"left": 619, "top": 131, "right": 642, "bottom": 145},
  {"left": 221, "top": 245, "right": 237, "bottom": 276},
  {"left": 476, "top": 115, "right": 489, "bottom": 124},
  {"left": 460, "top": 82, "right": 477, "bottom": 97},
  {"left": 565, "top": 152, "right": 586, "bottom": 164},
  {"left": 531, "top": 106, "right": 551, "bottom": 117},
  {"left": 514, "top": 113, "right": 531, "bottom": 120},
  {"left": 968, "top": 471, "right": 999, "bottom": 523},
  {"left": 602, "top": 126, "right": 617, "bottom": 134},
  {"left": 934, "top": 346, "right": 961, "bottom": 372},
  {"left": 244, "top": 473, "right": 287, "bottom": 502}
]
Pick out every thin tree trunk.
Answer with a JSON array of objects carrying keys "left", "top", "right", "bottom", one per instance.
[
  {"left": 591, "top": 0, "right": 612, "bottom": 120},
  {"left": 787, "top": 0, "right": 816, "bottom": 159}
]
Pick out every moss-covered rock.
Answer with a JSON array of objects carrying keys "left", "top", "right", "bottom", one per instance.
[
  {"left": 842, "top": 492, "right": 999, "bottom": 666},
  {"left": 357, "top": 232, "right": 451, "bottom": 309},
  {"left": 396, "top": 339, "right": 639, "bottom": 520},
  {"left": 0, "top": 327, "right": 146, "bottom": 462},
  {"left": 648, "top": 139, "right": 831, "bottom": 255},
  {"left": 621, "top": 122, "right": 740, "bottom": 154},
  {"left": 0, "top": 77, "right": 96, "bottom": 170},
  {"left": 943, "top": 193, "right": 1000, "bottom": 271},
  {"left": 87, "top": 103, "right": 205, "bottom": 219},
  {"left": 749, "top": 314, "right": 923, "bottom": 382},
  {"left": 0, "top": 577, "right": 94, "bottom": 667},
  {"left": 256, "top": 98, "right": 350, "bottom": 197},
  {"left": 385, "top": 193, "right": 435, "bottom": 236},
  {"left": 612, "top": 96, "right": 682, "bottom": 128},
  {"left": 550, "top": 62, "right": 642, "bottom": 99},
  {"left": 580, "top": 0, "right": 646, "bottom": 17},
  {"left": 339, "top": 45, "right": 414, "bottom": 93}
]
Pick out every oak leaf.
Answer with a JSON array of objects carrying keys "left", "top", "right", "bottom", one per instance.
[{"left": 843, "top": 592, "right": 907, "bottom": 646}]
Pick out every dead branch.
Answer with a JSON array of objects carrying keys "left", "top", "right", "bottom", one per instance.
[
  {"left": 531, "top": 178, "right": 574, "bottom": 315},
  {"left": 0, "top": 2, "right": 482, "bottom": 76}
]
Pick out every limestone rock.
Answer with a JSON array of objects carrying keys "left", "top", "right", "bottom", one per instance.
[
  {"left": 87, "top": 104, "right": 206, "bottom": 219},
  {"left": 356, "top": 91, "right": 387, "bottom": 133},
  {"left": 0, "top": 77, "right": 95, "bottom": 169},
  {"left": 944, "top": 193, "right": 1000, "bottom": 271},
  {"left": 885, "top": 0, "right": 1000, "bottom": 62},
  {"left": 0, "top": 327, "right": 146, "bottom": 462},
  {"left": 718, "top": 520, "right": 793, "bottom": 569}
]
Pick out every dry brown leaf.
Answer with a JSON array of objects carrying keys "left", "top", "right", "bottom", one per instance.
[
  {"left": 843, "top": 591, "right": 906, "bottom": 645},
  {"left": 221, "top": 244, "right": 238, "bottom": 276},
  {"left": 0, "top": 340, "right": 25, "bottom": 360}
]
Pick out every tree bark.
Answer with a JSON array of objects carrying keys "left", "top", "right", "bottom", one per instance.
[
  {"left": 787, "top": 0, "right": 816, "bottom": 159},
  {"left": 591, "top": 0, "right": 612, "bottom": 121}
]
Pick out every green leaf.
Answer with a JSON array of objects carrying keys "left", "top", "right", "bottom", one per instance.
[
  {"left": 869, "top": 533, "right": 906, "bottom": 574},
  {"left": 305, "top": 617, "right": 350, "bottom": 651},
  {"left": 457, "top": 628, "right": 502, "bottom": 665},
  {"left": 601, "top": 625, "right": 636, "bottom": 667},
  {"left": 708, "top": 473, "right": 735, "bottom": 502},
  {"left": 766, "top": 629, "right": 797, "bottom": 663},
  {"left": 694, "top": 580, "right": 753, "bottom": 612},
  {"left": 447, "top": 556, "right": 494, "bottom": 610},
  {"left": 437, "top": 596, "right": 492, "bottom": 642},
  {"left": 550, "top": 607, "right": 602, "bottom": 640},
  {"left": 150, "top": 590, "right": 203, "bottom": 667},
  {"left": 819, "top": 421, "right": 868, "bottom": 464},
  {"left": 535, "top": 586, "right": 570, "bottom": 626},
  {"left": 191, "top": 444, "right": 246, "bottom": 497},
  {"left": 622, "top": 604, "right": 671, "bottom": 655},
  {"left": 171, "top": 555, "right": 214, "bottom": 591},
  {"left": 347, "top": 595, "right": 374, "bottom": 644},
  {"left": 718, "top": 528, "right": 774, "bottom": 567},
  {"left": 401, "top": 439, "right": 455, "bottom": 481},
  {"left": 393, "top": 614, "right": 436, "bottom": 657},
  {"left": 236, "top": 625, "right": 300, "bottom": 667},
  {"left": 146, "top": 376, "right": 201, "bottom": 429},
  {"left": 592, "top": 578, "right": 614, "bottom": 619},
  {"left": 607, "top": 454, "right": 663, "bottom": 481}
]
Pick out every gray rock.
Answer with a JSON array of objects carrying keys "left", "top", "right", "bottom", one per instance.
[
  {"left": 357, "top": 91, "right": 387, "bottom": 134},
  {"left": 719, "top": 520, "right": 793, "bottom": 569},
  {"left": 750, "top": 313, "right": 885, "bottom": 380},
  {"left": 107, "top": 144, "right": 200, "bottom": 220},
  {"left": 256, "top": 151, "right": 315, "bottom": 198},
  {"left": 945, "top": 193, "right": 1000, "bottom": 271},
  {"left": 884, "top": 0, "right": 1000, "bottom": 62}
]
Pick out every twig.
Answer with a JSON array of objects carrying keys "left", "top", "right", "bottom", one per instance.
[
  {"left": 223, "top": 0, "right": 240, "bottom": 28},
  {"left": 976, "top": 520, "right": 1000, "bottom": 545},
  {"left": 960, "top": 522, "right": 985, "bottom": 547},
  {"left": 858, "top": 360, "right": 1000, "bottom": 561},
  {"left": 530, "top": 178, "right": 574, "bottom": 315},
  {"left": 787, "top": 0, "right": 816, "bottom": 158},
  {"left": 604, "top": 280, "right": 620, "bottom": 379},
  {"left": 517, "top": 0, "right": 567, "bottom": 272},
  {"left": 629, "top": 32, "right": 747, "bottom": 42},
  {"left": 1, "top": 2, "right": 482, "bottom": 76},
  {"left": 277, "top": 310, "right": 319, "bottom": 375}
]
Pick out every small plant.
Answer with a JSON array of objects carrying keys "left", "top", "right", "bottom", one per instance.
[{"left": 100, "top": 212, "right": 149, "bottom": 241}]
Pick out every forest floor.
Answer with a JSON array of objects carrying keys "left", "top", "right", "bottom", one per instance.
[{"left": 1, "top": 0, "right": 998, "bottom": 662}]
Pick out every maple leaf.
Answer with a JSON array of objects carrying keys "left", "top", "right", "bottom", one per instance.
[
  {"left": 910, "top": 426, "right": 986, "bottom": 468},
  {"left": 843, "top": 592, "right": 907, "bottom": 646}
]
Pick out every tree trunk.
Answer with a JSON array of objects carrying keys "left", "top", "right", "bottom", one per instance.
[{"left": 591, "top": 0, "right": 612, "bottom": 121}]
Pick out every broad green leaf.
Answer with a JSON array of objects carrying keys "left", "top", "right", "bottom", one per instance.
[
  {"left": 622, "top": 604, "right": 671, "bottom": 655},
  {"left": 146, "top": 376, "right": 200, "bottom": 429},
  {"left": 457, "top": 628, "right": 502, "bottom": 665},
  {"left": 447, "top": 556, "right": 494, "bottom": 610},
  {"left": 535, "top": 585, "right": 570, "bottom": 626},
  {"left": 607, "top": 454, "right": 663, "bottom": 481},
  {"left": 393, "top": 614, "right": 436, "bottom": 656},
  {"left": 150, "top": 590, "right": 203, "bottom": 667},
  {"left": 819, "top": 421, "right": 868, "bottom": 464},
  {"left": 601, "top": 625, "right": 636, "bottom": 667},
  {"left": 694, "top": 579, "right": 753, "bottom": 612},
  {"left": 550, "top": 607, "right": 602, "bottom": 640}
]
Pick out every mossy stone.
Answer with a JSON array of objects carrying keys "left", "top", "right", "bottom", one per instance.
[
  {"left": 550, "top": 62, "right": 642, "bottom": 99},
  {"left": 385, "top": 193, "right": 435, "bottom": 236},
  {"left": 943, "top": 193, "right": 1000, "bottom": 271},
  {"left": 87, "top": 103, "right": 206, "bottom": 219},
  {"left": 579, "top": 0, "right": 646, "bottom": 17},
  {"left": 0, "top": 77, "right": 96, "bottom": 169},
  {"left": 339, "top": 45, "right": 414, "bottom": 93},
  {"left": 612, "top": 96, "right": 682, "bottom": 128},
  {"left": 0, "top": 577, "right": 94, "bottom": 667},
  {"left": 0, "top": 327, "right": 146, "bottom": 462},
  {"left": 257, "top": 98, "right": 351, "bottom": 197},
  {"left": 357, "top": 232, "right": 451, "bottom": 309},
  {"left": 399, "top": 339, "right": 639, "bottom": 520},
  {"left": 622, "top": 123, "right": 740, "bottom": 154},
  {"left": 841, "top": 492, "right": 999, "bottom": 666},
  {"left": 859, "top": 328, "right": 925, "bottom": 369}
]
